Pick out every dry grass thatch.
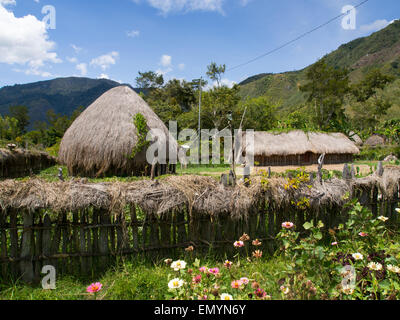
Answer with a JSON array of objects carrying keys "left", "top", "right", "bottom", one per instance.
[
  {"left": 58, "top": 86, "right": 180, "bottom": 177},
  {"left": 1, "top": 166, "right": 399, "bottom": 219},
  {"left": 0, "top": 148, "right": 56, "bottom": 179},
  {"left": 244, "top": 131, "right": 360, "bottom": 157},
  {"left": 364, "top": 134, "right": 386, "bottom": 147}
]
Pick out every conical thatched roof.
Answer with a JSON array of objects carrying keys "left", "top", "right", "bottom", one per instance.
[
  {"left": 364, "top": 134, "right": 386, "bottom": 147},
  {"left": 58, "top": 86, "right": 179, "bottom": 177},
  {"left": 243, "top": 130, "right": 359, "bottom": 157}
]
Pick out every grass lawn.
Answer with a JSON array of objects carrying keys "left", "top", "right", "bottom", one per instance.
[{"left": 0, "top": 257, "right": 288, "bottom": 300}]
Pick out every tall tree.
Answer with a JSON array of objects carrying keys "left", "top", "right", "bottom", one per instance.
[
  {"left": 206, "top": 62, "right": 226, "bottom": 87},
  {"left": 135, "top": 71, "right": 164, "bottom": 89},
  {"left": 300, "top": 59, "right": 350, "bottom": 131},
  {"left": 351, "top": 69, "right": 395, "bottom": 132},
  {"left": 9, "top": 105, "right": 30, "bottom": 134},
  {"left": 237, "top": 97, "right": 278, "bottom": 131}
]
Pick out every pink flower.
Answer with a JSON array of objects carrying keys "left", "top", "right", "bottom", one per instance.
[
  {"left": 86, "top": 282, "right": 102, "bottom": 294},
  {"left": 331, "top": 242, "right": 338, "bottom": 246},
  {"left": 240, "top": 277, "right": 249, "bottom": 285},
  {"left": 359, "top": 232, "right": 368, "bottom": 237},
  {"left": 234, "top": 241, "right": 245, "bottom": 248},
  {"left": 224, "top": 260, "right": 233, "bottom": 269},
  {"left": 199, "top": 266, "right": 208, "bottom": 273},
  {"left": 254, "top": 288, "right": 267, "bottom": 298},
  {"left": 282, "top": 222, "right": 294, "bottom": 229},
  {"left": 192, "top": 275, "right": 202, "bottom": 284},
  {"left": 208, "top": 268, "right": 220, "bottom": 275},
  {"left": 231, "top": 280, "right": 243, "bottom": 289}
]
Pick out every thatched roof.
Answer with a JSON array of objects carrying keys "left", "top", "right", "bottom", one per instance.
[
  {"left": 364, "top": 134, "right": 386, "bottom": 147},
  {"left": 0, "top": 148, "right": 56, "bottom": 179},
  {"left": 244, "top": 130, "right": 359, "bottom": 157},
  {"left": 58, "top": 86, "right": 180, "bottom": 177}
]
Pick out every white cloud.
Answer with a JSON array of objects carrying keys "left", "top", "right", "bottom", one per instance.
[
  {"left": 160, "top": 54, "right": 172, "bottom": 67},
  {"left": 90, "top": 51, "right": 119, "bottom": 70},
  {"left": 98, "top": 73, "right": 109, "bottom": 79},
  {"left": 13, "top": 67, "right": 52, "bottom": 77},
  {"left": 66, "top": 56, "right": 78, "bottom": 63},
  {"left": 359, "top": 19, "right": 394, "bottom": 33},
  {"left": 0, "top": 5, "right": 61, "bottom": 76},
  {"left": 131, "top": 0, "right": 252, "bottom": 15},
  {"left": 76, "top": 63, "right": 87, "bottom": 76},
  {"left": 127, "top": 30, "right": 140, "bottom": 38},
  {"left": 178, "top": 63, "right": 185, "bottom": 71},
  {"left": 0, "top": 0, "right": 16, "bottom": 6},
  {"left": 156, "top": 67, "right": 173, "bottom": 76},
  {"left": 156, "top": 54, "right": 174, "bottom": 76},
  {"left": 71, "top": 44, "right": 83, "bottom": 54},
  {"left": 206, "top": 78, "right": 237, "bottom": 89}
]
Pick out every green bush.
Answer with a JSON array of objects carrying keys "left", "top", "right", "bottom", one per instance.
[{"left": 355, "top": 146, "right": 400, "bottom": 161}]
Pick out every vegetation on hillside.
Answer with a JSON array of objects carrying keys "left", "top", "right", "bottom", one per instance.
[{"left": 239, "top": 20, "right": 400, "bottom": 120}]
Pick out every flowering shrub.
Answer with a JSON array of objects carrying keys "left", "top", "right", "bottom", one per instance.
[
  {"left": 275, "top": 200, "right": 400, "bottom": 300},
  {"left": 162, "top": 202, "right": 400, "bottom": 300}
]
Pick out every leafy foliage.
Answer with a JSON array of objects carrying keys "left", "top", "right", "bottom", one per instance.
[{"left": 130, "top": 113, "right": 150, "bottom": 158}]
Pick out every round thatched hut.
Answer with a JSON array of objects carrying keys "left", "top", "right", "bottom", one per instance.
[
  {"left": 58, "top": 86, "right": 179, "bottom": 177},
  {"left": 364, "top": 134, "right": 386, "bottom": 147}
]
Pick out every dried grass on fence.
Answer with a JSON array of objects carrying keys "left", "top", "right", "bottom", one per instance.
[{"left": 0, "top": 167, "right": 399, "bottom": 219}]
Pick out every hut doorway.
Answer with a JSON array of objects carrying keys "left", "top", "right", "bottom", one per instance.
[{"left": 304, "top": 152, "right": 313, "bottom": 165}]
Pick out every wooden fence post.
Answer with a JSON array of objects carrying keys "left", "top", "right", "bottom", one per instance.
[
  {"left": 0, "top": 210, "right": 7, "bottom": 278},
  {"left": 42, "top": 213, "right": 52, "bottom": 268},
  {"left": 20, "top": 210, "right": 34, "bottom": 283},
  {"left": 98, "top": 209, "right": 110, "bottom": 270}
]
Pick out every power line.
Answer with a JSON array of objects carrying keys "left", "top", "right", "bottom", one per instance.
[{"left": 227, "top": 0, "right": 370, "bottom": 72}]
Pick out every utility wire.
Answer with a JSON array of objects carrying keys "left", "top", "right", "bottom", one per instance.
[{"left": 227, "top": 0, "right": 370, "bottom": 72}]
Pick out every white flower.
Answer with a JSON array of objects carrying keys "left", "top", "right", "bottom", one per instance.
[
  {"left": 168, "top": 278, "right": 184, "bottom": 289},
  {"left": 395, "top": 208, "right": 400, "bottom": 214},
  {"left": 387, "top": 265, "right": 400, "bottom": 274},
  {"left": 221, "top": 293, "right": 233, "bottom": 300},
  {"left": 280, "top": 286, "right": 290, "bottom": 295},
  {"left": 171, "top": 260, "right": 187, "bottom": 271},
  {"left": 378, "top": 216, "right": 389, "bottom": 222},
  {"left": 352, "top": 253, "right": 364, "bottom": 261},
  {"left": 367, "top": 262, "right": 383, "bottom": 271}
]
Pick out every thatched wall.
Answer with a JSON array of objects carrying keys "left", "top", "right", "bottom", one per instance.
[
  {"left": 0, "top": 148, "right": 56, "bottom": 179},
  {"left": 0, "top": 167, "right": 399, "bottom": 282},
  {"left": 255, "top": 153, "right": 354, "bottom": 166}
]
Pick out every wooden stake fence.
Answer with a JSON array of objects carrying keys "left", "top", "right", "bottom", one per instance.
[{"left": 0, "top": 170, "right": 399, "bottom": 283}]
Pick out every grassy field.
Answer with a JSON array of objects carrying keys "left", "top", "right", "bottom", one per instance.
[{"left": 0, "top": 257, "right": 288, "bottom": 300}]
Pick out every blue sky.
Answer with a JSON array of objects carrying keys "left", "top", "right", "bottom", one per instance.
[{"left": 0, "top": 0, "right": 398, "bottom": 88}]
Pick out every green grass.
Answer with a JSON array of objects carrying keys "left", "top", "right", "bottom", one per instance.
[
  {"left": 0, "top": 256, "right": 287, "bottom": 300},
  {"left": 19, "top": 164, "right": 234, "bottom": 183}
]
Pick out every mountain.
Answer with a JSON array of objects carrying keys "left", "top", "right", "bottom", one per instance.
[
  {"left": 0, "top": 77, "right": 136, "bottom": 130},
  {"left": 239, "top": 19, "right": 400, "bottom": 118}
]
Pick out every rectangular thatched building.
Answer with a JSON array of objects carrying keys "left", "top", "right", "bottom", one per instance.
[{"left": 244, "top": 131, "right": 360, "bottom": 167}]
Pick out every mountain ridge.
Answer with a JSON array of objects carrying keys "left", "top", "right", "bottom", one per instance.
[
  {"left": 239, "top": 19, "right": 400, "bottom": 116},
  {"left": 0, "top": 77, "right": 136, "bottom": 130}
]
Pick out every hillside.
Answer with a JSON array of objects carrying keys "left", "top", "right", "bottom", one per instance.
[
  {"left": 0, "top": 77, "right": 134, "bottom": 129},
  {"left": 239, "top": 19, "right": 400, "bottom": 117}
]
